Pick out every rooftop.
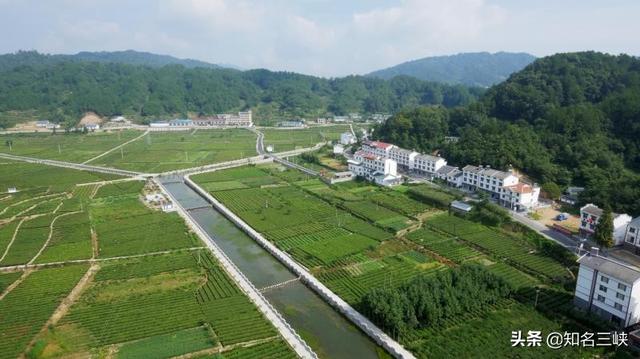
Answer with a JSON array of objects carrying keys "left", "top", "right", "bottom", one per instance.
[
  {"left": 416, "top": 153, "right": 442, "bottom": 162},
  {"left": 577, "top": 254, "right": 640, "bottom": 285},
  {"left": 630, "top": 216, "right": 640, "bottom": 228},
  {"left": 581, "top": 203, "right": 603, "bottom": 217},
  {"left": 451, "top": 200, "right": 473, "bottom": 212},
  {"left": 462, "top": 165, "right": 513, "bottom": 179},
  {"left": 436, "top": 165, "right": 459, "bottom": 175},
  {"left": 504, "top": 182, "right": 533, "bottom": 194},
  {"left": 365, "top": 140, "right": 394, "bottom": 150}
]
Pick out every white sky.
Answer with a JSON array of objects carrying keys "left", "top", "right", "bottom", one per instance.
[{"left": 0, "top": 0, "right": 638, "bottom": 77}]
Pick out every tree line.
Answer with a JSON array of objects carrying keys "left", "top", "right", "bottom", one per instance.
[{"left": 0, "top": 53, "right": 483, "bottom": 129}]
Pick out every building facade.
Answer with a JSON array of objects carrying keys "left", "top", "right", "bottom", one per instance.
[
  {"left": 574, "top": 252, "right": 640, "bottom": 327},
  {"left": 579, "top": 203, "right": 632, "bottom": 245},
  {"left": 624, "top": 217, "right": 640, "bottom": 253},
  {"left": 389, "top": 148, "right": 418, "bottom": 169},
  {"left": 193, "top": 111, "right": 253, "bottom": 127},
  {"left": 340, "top": 132, "right": 357, "bottom": 145},
  {"left": 348, "top": 150, "right": 401, "bottom": 186}
]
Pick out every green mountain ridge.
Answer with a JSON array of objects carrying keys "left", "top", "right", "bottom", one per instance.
[
  {"left": 367, "top": 52, "right": 536, "bottom": 87},
  {"left": 374, "top": 51, "right": 640, "bottom": 215}
]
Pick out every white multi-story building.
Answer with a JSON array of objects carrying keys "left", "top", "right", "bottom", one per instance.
[
  {"left": 436, "top": 165, "right": 463, "bottom": 187},
  {"left": 623, "top": 217, "right": 640, "bottom": 254},
  {"left": 193, "top": 111, "right": 253, "bottom": 127},
  {"left": 389, "top": 148, "right": 418, "bottom": 169},
  {"left": 574, "top": 252, "right": 640, "bottom": 327},
  {"left": 340, "top": 132, "right": 357, "bottom": 145},
  {"left": 501, "top": 183, "right": 541, "bottom": 211},
  {"left": 413, "top": 154, "right": 447, "bottom": 175},
  {"left": 361, "top": 140, "right": 395, "bottom": 158},
  {"left": 348, "top": 150, "right": 401, "bottom": 186},
  {"left": 580, "top": 204, "right": 632, "bottom": 245}
]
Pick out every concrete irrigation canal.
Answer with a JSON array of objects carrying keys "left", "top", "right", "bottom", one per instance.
[{"left": 159, "top": 176, "right": 384, "bottom": 359}]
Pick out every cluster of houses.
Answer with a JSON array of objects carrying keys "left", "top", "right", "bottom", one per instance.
[
  {"left": 578, "top": 203, "right": 640, "bottom": 254},
  {"left": 345, "top": 139, "right": 541, "bottom": 211},
  {"left": 35, "top": 120, "right": 61, "bottom": 130},
  {"left": 150, "top": 111, "right": 253, "bottom": 128}
]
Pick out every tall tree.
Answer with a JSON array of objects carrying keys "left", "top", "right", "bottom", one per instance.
[{"left": 594, "top": 205, "right": 614, "bottom": 248}]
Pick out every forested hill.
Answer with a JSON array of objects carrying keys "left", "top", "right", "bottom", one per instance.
[
  {"left": 374, "top": 52, "right": 640, "bottom": 215},
  {"left": 0, "top": 50, "right": 224, "bottom": 72},
  {"left": 367, "top": 52, "right": 536, "bottom": 87},
  {"left": 0, "top": 56, "right": 483, "bottom": 128}
]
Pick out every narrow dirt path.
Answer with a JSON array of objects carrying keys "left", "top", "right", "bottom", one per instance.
[
  {"left": 0, "top": 268, "right": 33, "bottom": 300},
  {"left": 172, "top": 336, "right": 279, "bottom": 359}
]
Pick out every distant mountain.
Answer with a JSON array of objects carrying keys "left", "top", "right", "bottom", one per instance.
[
  {"left": 0, "top": 50, "right": 228, "bottom": 72},
  {"left": 367, "top": 52, "right": 536, "bottom": 87}
]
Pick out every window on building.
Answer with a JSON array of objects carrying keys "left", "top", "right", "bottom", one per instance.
[
  {"left": 599, "top": 285, "right": 607, "bottom": 292},
  {"left": 614, "top": 303, "right": 623, "bottom": 311},
  {"left": 597, "top": 295, "right": 605, "bottom": 302},
  {"left": 627, "top": 236, "right": 635, "bottom": 244},
  {"left": 616, "top": 292, "right": 625, "bottom": 300},
  {"left": 582, "top": 213, "right": 588, "bottom": 219},
  {"left": 618, "top": 283, "right": 627, "bottom": 291},
  {"left": 631, "top": 227, "right": 637, "bottom": 233},
  {"left": 601, "top": 276, "right": 609, "bottom": 283}
]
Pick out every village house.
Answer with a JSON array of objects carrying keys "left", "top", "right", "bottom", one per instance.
[
  {"left": 193, "top": 111, "right": 253, "bottom": 127},
  {"left": 436, "top": 165, "right": 463, "bottom": 187},
  {"left": 169, "top": 119, "right": 193, "bottom": 127},
  {"left": 278, "top": 120, "right": 305, "bottom": 128},
  {"left": 500, "top": 182, "right": 541, "bottom": 211},
  {"left": 389, "top": 147, "right": 418, "bottom": 170},
  {"left": 340, "top": 132, "right": 357, "bottom": 145},
  {"left": 579, "top": 203, "right": 632, "bottom": 245},
  {"left": 413, "top": 153, "right": 447, "bottom": 176},
  {"left": 361, "top": 140, "right": 395, "bottom": 158},
  {"left": 348, "top": 150, "right": 401, "bottom": 186},
  {"left": 574, "top": 251, "right": 640, "bottom": 327}
]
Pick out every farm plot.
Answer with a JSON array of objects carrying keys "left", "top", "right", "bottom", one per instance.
[
  {"left": 299, "top": 234, "right": 378, "bottom": 265},
  {"left": 94, "top": 129, "right": 257, "bottom": 172},
  {"left": 0, "top": 213, "right": 54, "bottom": 265},
  {"left": 91, "top": 196, "right": 196, "bottom": 258},
  {"left": 0, "top": 131, "right": 140, "bottom": 163},
  {"left": 0, "top": 271, "right": 22, "bottom": 292},
  {"left": 35, "top": 211, "right": 93, "bottom": 263},
  {"left": 261, "top": 125, "right": 350, "bottom": 152},
  {"left": 361, "top": 189, "right": 430, "bottom": 217},
  {"left": 49, "top": 252, "right": 289, "bottom": 357},
  {"left": 217, "top": 339, "right": 297, "bottom": 359},
  {"left": 406, "top": 228, "right": 482, "bottom": 263},
  {"left": 427, "top": 213, "right": 569, "bottom": 279},
  {"left": 0, "top": 264, "right": 88, "bottom": 359},
  {"left": 342, "top": 200, "right": 412, "bottom": 231}
]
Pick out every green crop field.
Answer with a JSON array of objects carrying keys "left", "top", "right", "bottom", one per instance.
[
  {"left": 261, "top": 125, "right": 351, "bottom": 151},
  {"left": 1, "top": 160, "right": 295, "bottom": 358},
  {"left": 93, "top": 129, "right": 257, "bottom": 172},
  {"left": 0, "top": 131, "right": 141, "bottom": 163}
]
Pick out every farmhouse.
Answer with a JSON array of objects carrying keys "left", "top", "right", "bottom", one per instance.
[
  {"left": 84, "top": 123, "right": 100, "bottom": 131},
  {"left": 413, "top": 153, "right": 447, "bottom": 176},
  {"left": 579, "top": 203, "right": 632, "bottom": 245},
  {"left": 348, "top": 150, "right": 401, "bottom": 186},
  {"left": 150, "top": 121, "right": 169, "bottom": 128},
  {"left": 361, "top": 140, "right": 395, "bottom": 158},
  {"left": 333, "top": 144, "right": 344, "bottom": 155},
  {"left": 574, "top": 251, "right": 640, "bottom": 327},
  {"left": 278, "top": 120, "right": 305, "bottom": 128},
  {"left": 436, "top": 165, "right": 463, "bottom": 187},
  {"left": 328, "top": 171, "right": 354, "bottom": 184},
  {"left": 36, "top": 120, "right": 49, "bottom": 128},
  {"left": 450, "top": 200, "right": 473, "bottom": 214},
  {"left": 340, "top": 132, "right": 357, "bottom": 145},
  {"left": 500, "top": 183, "right": 541, "bottom": 211},
  {"left": 389, "top": 147, "right": 418, "bottom": 170},
  {"left": 7, "top": 187, "right": 17, "bottom": 193}
]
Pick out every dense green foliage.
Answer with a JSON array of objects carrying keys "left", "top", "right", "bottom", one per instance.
[
  {"left": 594, "top": 205, "right": 614, "bottom": 248},
  {"left": 374, "top": 52, "right": 640, "bottom": 214},
  {"left": 368, "top": 51, "right": 536, "bottom": 87},
  {"left": 0, "top": 52, "right": 481, "bottom": 128},
  {"left": 360, "top": 265, "right": 513, "bottom": 338}
]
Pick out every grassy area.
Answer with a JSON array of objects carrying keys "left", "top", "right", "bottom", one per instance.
[
  {"left": 261, "top": 125, "right": 351, "bottom": 151},
  {"left": 93, "top": 129, "right": 257, "bottom": 172},
  {"left": 0, "top": 131, "right": 140, "bottom": 163}
]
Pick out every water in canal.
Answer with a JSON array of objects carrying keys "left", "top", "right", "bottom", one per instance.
[{"left": 160, "top": 178, "right": 383, "bottom": 359}]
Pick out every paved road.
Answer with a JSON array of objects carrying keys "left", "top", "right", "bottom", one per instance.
[
  {"left": 510, "top": 211, "right": 578, "bottom": 250},
  {"left": 0, "top": 152, "right": 145, "bottom": 177}
]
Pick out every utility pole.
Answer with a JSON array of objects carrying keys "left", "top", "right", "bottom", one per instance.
[
  {"left": 58, "top": 143, "right": 61, "bottom": 154},
  {"left": 120, "top": 147, "right": 124, "bottom": 159}
]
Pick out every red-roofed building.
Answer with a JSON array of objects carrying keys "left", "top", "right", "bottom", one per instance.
[{"left": 501, "top": 182, "right": 541, "bottom": 211}]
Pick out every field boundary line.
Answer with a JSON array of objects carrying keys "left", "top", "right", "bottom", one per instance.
[
  {"left": 0, "top": 192, "right": 62, "bottom": 216},
  {"left": 82, "top": 129, "right": 150, "bottom": 164},
  {"left": 0, "top": 246, "right": 206, "bottom": 273},
  {"left": 28, "top": 210, "right": 83, "bottom": 265},
  {"left": 171, "top": 335, "right": 280, "bottom": 359},
  {"left": 0, "top": 217, "right": 29, "bottom": 263},
  {"left": 0, "top": 152, "right": 146, "bottom": 177}
]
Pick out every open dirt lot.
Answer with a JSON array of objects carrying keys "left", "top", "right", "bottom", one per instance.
[{"left": 533, "top": 205, "right": 580, "bottom": 233}]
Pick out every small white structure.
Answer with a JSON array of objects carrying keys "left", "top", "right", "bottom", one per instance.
[
  {"left": 333, "top": 144, "right": 344, "bottom": 155},
  {"left": 340, "top": 132, "right": 356, "bottom": 145},
  {"left": 7, "top": 187, "right": 17, "bottom": 193},
  {"left": 329, "top": 171, "right": 354, "bottom": 184},
  {"left": 333, "top": 116, "right": 348, "bottom": 123},
  {"left": 266, "top": 145, "right": 274, "bottom": 153},
  {"left": 574, "top": 251, "right": 640, "bottom": 327},
  {"left": 316, "top": 117, "right": 329, "bottom": 124},
  {"left": 46, "top": 123, "right": 61, "bottom": 129},
  {"left": 579, "top": 203, "right": 632, "bottom": 245},
  {"left": 389, "top": 148, "right": 419, "bottom": 170},
  {"left": 451, "top": 200, "right": 473, "bottom": 214},
  {"left": 150, "top": 121, "right": 170, "bottom": 128},
  {"left": 413, "top": 153, "right": 447, "bottom": 175},
  {"left": 85, "top": 124, "right": 100, "bottom": 131},
  {"left": 278, "top": 120, "right": 305, "bottom": 128},
  {"left": 162, "top": 202, "right": 175, "bottom": 212},
  {"left": 36, "top": 120, "right": 49, "bottom": 128},
  {"left": 110, "top": 116, "right": 127, "bottom": 122}
]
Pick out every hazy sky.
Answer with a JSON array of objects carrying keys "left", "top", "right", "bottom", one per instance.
[{"left": 0, "top": 0, "right": 638, "bottom": 77}]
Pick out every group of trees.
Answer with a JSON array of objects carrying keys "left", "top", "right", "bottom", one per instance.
[
  {"left": 359, "top": 264, "right": 513, "bottom": 338},
  {"left": 0, "top": 52, "right": 483, "bottom": 129},
  {"left": 374, "top": 52, "right": 640, "bottom": 215}
]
